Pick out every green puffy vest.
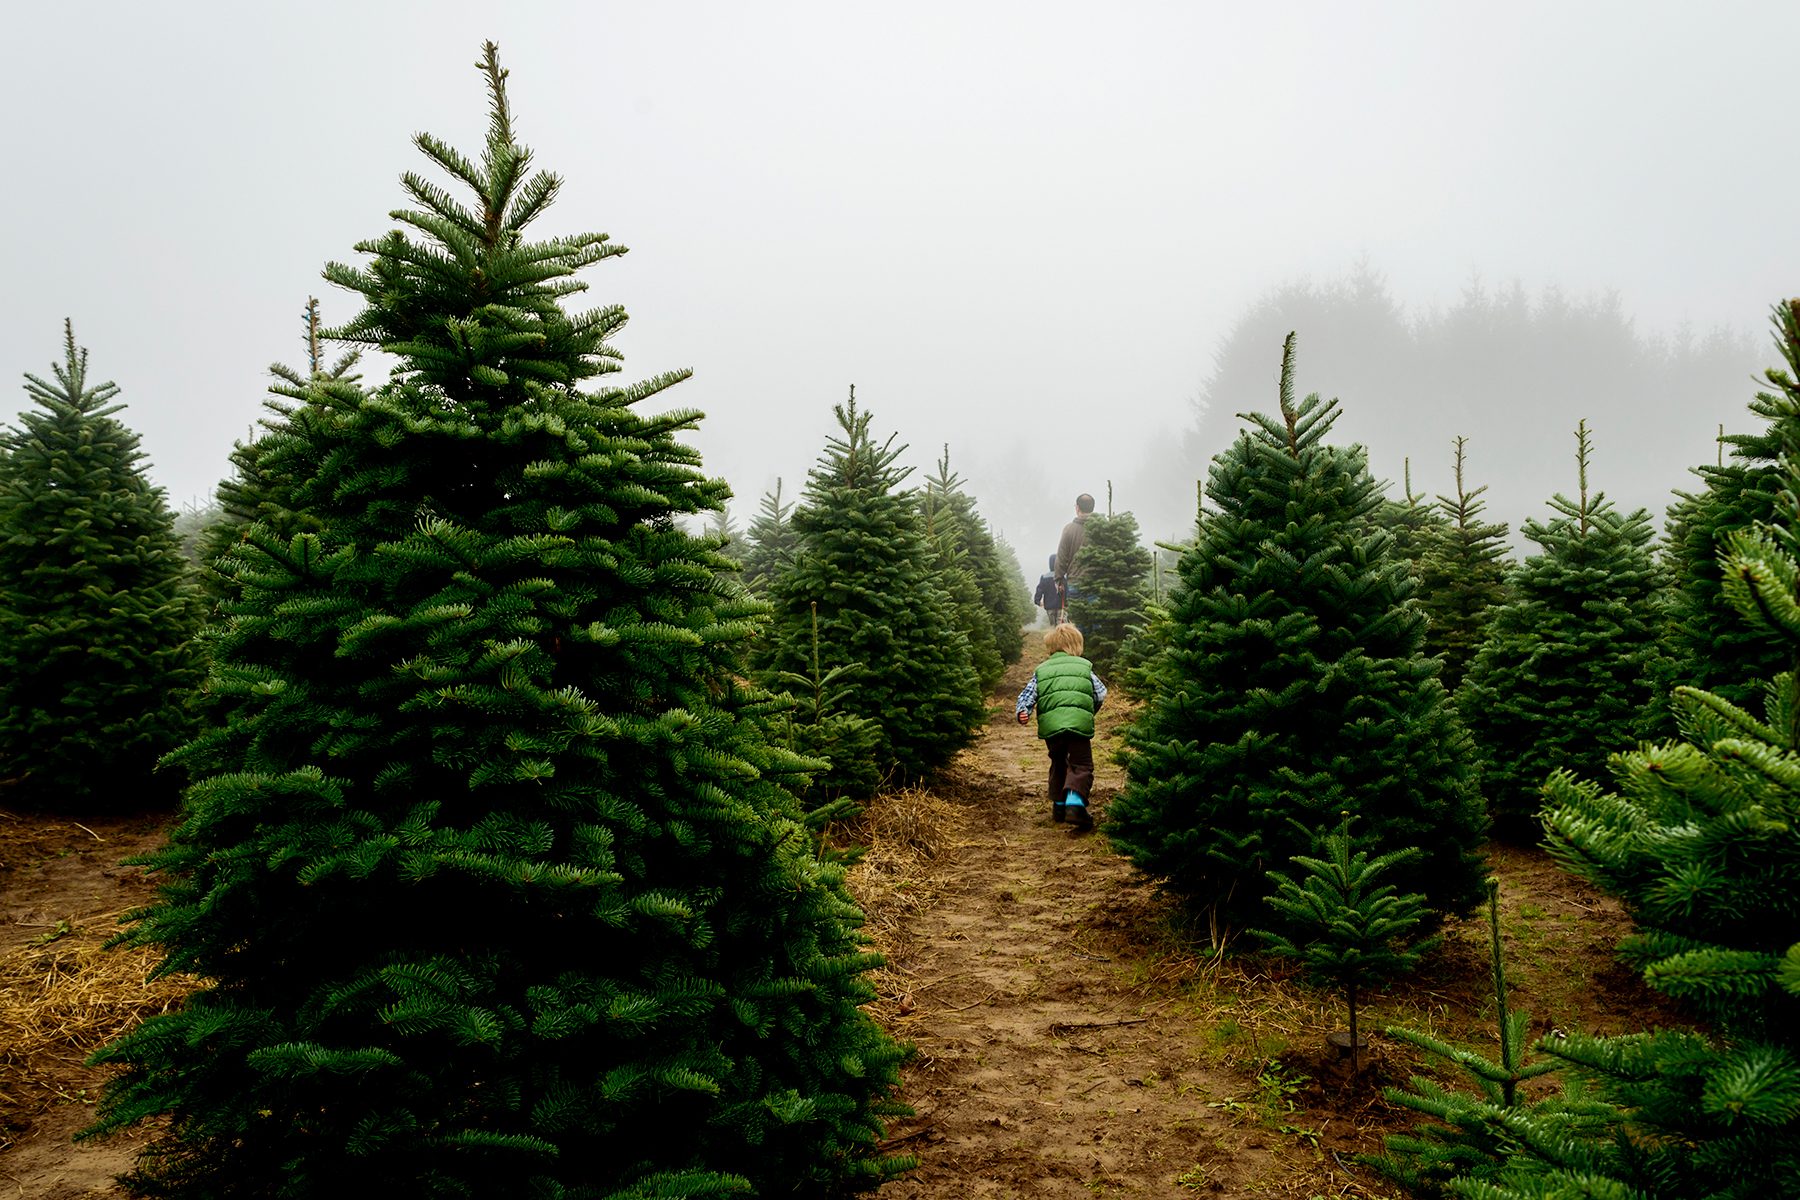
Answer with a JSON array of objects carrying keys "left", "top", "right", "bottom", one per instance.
[{"left": 1036, "top": 653, "right": 1096, "bottom": 738}]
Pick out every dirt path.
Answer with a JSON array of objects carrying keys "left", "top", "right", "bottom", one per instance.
[{"left": 860, "top": 633, "right": 1351, "bottom": 1198}]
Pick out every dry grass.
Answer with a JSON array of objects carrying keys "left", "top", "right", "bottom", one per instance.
[
  {"left": 0, "top": 918, "right": 190, "bottom": 1144},
  {"left": 835, "top": 785, "right": 974, "bottom": 1020}
]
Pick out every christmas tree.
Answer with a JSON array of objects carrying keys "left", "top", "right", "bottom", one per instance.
[
  {"left": 702, "top": 505, "right": 745, "bottom": 574},
  {"left": 0, "top": 322, "right": 202, "bottom": 809},
  {"left": 923, "top": 448, "right": 1027, "bottom": 675},
  {"left": 1257, "top": 816, "right": 1436, "bottom": 1075},
  {"left": 740, "top": 477, "right": 797, "bottom": 594},
  {"left": 756, "top": 390, "right": 984, "bottom": 781},
  {"left": 1107, "top": 334, "right": 1488, "bottom": 939},
  {"left": 1457, "top": 421, "right": 1666, "bottom": 835},
  {"left": 1413, "top": 437, "right": 1510, "bottom": 692},
  {"left": 1443, "top": 519, "right": 1800, "bottom": 1198},
  {"left": 1376, "top": 458, "right": 1451, "bottom": 576},
  {"left": 920, "top": 455, "right": 1004, "bottom": 691},
  {"left": 1065, "top": 488, "right": 1153, "bottom": 675},
  {"left": 1661, "top": 299, "right": 1800, "bottom": 709},
  {"left": 88, "top": 46, "right": 909, "bottom": 1198}
]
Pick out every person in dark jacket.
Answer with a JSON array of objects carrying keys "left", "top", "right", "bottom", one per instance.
[
  {"left": 1015, "top": 622, "right": 1108, "bottom": 830},
  {"left": 1033, "top": 553, "right": 1062, "bottom": 626}
]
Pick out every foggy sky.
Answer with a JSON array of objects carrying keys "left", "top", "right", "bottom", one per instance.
[{"left": 6, "top": 2, "right": 1797, "bottom": 567}]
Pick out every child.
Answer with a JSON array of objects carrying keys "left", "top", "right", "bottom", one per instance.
[
  {"left": 1033, "top": 553, "right": 1062, "bottom": 626},
  {"left": 1015, "top": 623, "right": 1107, "bottom": 830}
]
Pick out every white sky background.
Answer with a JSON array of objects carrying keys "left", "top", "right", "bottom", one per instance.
[{"left": 5, "top": 2, "right": 1797, "bottom": 563}]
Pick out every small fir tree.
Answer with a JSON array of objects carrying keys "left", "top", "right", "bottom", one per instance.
[
  {"left": 1107, "top": 334, "right": 1488, "bottom": 940},
  {"left": 702, "top": 505, "right": 744, "bottom": 572},
  {"left": 765, "top": 602, "right": 884, "bottom": 826},
  {"left": 920, "top": 456, "right": 1004, "bottom": 692},
  {"left": 1457, "top": 422, "right": 1667, "bottom": 835},
  {"left": 1065, "top": 491, "right": 1154, "bottom": 675},
  {"left": 755, "top": 390, "right": 984, "bottom": 781},
  {"left": 1413, "top": 437, "right": 1511, "bottom": 692},
  {"left": 88, "top": 46, "right": 909, "bottom": 1199},
  {"left": 740, "top": 477, "right": 797, "bottom": 594},
  {"left": 1371, "top": 880, "right": 1611, "bottom": 1196},
  {"left": 1257, "top": 815, "right": 1437, "bottom": 1074},
  {"left": 0, "top": 322, "right": 202, "bottom": 808},
  {"left": 1661, "top": 299, "right": 1800, "bottom": 708},
  {"left": 1377, "top": 458, "right": 1452, "bottom": 576}
]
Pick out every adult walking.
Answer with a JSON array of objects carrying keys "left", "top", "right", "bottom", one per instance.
[{"left": 1054, "top": 493, "right": 1095, "bottom": 619}]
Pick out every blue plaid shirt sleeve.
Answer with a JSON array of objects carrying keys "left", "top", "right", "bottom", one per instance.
[
  {"left": 1092, "top": 673, "right": 1107, "bottom": 709},
  {"left": 1015, "top": 676, "right": 1038, "bottom": 717}
]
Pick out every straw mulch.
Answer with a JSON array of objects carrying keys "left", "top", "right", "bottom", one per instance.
[
  {"left": 0, "top": 917, "right": 191, "bottom": 1145},
  {"left": 835, "top": 785, "right": 974, "bottom": 1022}
]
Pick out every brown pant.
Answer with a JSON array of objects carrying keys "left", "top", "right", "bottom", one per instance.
[{"left": 1046, "top": 732, "right": 1094, "bottom": 804}]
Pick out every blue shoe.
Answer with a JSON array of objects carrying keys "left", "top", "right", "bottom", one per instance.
[{"left": 1065, "top": 791, "right": 1092, "bottom": 831}]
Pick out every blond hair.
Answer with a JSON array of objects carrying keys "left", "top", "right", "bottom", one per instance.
[{"left": 1044, "top": 623, "right": 1085, "bottom": 656}]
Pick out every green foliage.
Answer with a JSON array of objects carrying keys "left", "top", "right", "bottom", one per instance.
[
  {"left": 1662, "top": 299, "right": 1800, "bottom": 709},
  {"left": 740, "top": 478, "right": 797, "bottom": 595},
  {"left": 920, "top": 454, "right": 1003, "bottom": 692},
  {"left": 1450, "top": 477, "right": 1800, "bottom": 1197},
  {"left": 702, "top": 506, "right": 744, "bottom": 574},
  {"left": 1371, "top": 881, "right": 1611, "bottom": 1197},
  {"left": 1256, "top": 816, "right": 1437, "bottom": 1073},
  {"left": 756, "top": 396, "right": 984, "bottom": 782},
  {"left": 1065, "top": 506, "right": 1153, "bottom": 675},
  {"left": 923, "top": 448, "right": 1028, "bottom": 678},
  {"left": 763, "top": 602, "right": 884, "bottom": 825},
  {"left": 0, "top": 322, "right": 203, "bottom": 809},
  {"left": 87, "top": 46, "right": 909, "bottom": 1199},
  {"left": 1458, "top": 422, "right": 1667, "bottom": 835},
  {"left": 1415, "top": 437, "right": 1511, "bottom": 692},
  {"left": 1376, "top": 458, "right": 1452, "bottom": 573},
  {"left": 1107, "top": 334, "right": 1488, "bottom": 940}
]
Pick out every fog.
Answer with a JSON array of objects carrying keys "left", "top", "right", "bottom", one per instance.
[{"left": 5, "top": 2, "right": 1796, "bottom": 569}]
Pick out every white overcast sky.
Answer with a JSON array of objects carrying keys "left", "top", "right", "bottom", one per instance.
[{"left": 6, "top": 2, "right": 1797, "bottom": 560}]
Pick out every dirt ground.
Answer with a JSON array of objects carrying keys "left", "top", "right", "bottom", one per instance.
[{"left": 0, "top": 629, "right": 1685, "bottom": 1198}]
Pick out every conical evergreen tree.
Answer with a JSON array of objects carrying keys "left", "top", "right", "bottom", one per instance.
[
  {"left": 1377, "top": 458, "right": 1451, "bottom": 576},
  {"left": 1107, "top": 334, "right": 1488, "bottom": 939},
  {"left": 1414, "top": 437, "right": 1510, "bottom": 692},
  {"left": 702, "top": 506, "right": 744, "bottom": 573},
  {"left": 1661, "top": 299, "right": 1800, "bottom": 709},
  {"left": 88, "top": 46, "right": 908, "bottom": 1199},
  {"left": 1257, "top": 815, "right": 1437, "bottom": 1075},
  {"left": 1447, "top": 520, "right": 1800, "bottom": 1198},
  {"left": 923, "top": 448, "right": 1027, "bottom": 674},
  {"left": 920, "top": 455, "right": 1004, "bottom": 692},
  {"left": 755, "top": 391, "right": 984, "bottom": 780},
  {"left": 196, "top": 297, "right": 363, "bottom": 607},
  {"left": 740, "top": 478, "right": 797, "bottom": 595},
  {"left": 1457, "top": 422, "right": 1667, "bottom": 835},
  {"left": 0, "top": 322, "right": 202, "bottom": 809},
  {"left": 1064, "top": 489, "right": 1153, "bottom": 675}
]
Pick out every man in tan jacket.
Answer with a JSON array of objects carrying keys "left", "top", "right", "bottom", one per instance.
[{"left": 1053, "top": 493, "right": 1095, "bottom": 617}]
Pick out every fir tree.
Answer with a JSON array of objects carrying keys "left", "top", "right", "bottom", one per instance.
[
  {"left": 1457, "top": 422, "right": 1667, "bottom": 835},
  {"left": 1447, "top": 519, "right": 1800, "bottom": 1198},
  {"left": 1257, "top": 815, "right": 1437, "bottom": 1075},
  {"left": 756, "top": 390, "right": 984, "bottom": 781},
  {"left": 764, "top": 601, "right": 884, "bottom": 826},
  {"left": 1064, "top": 490, "right": 1153, "bottom": 675},
  {"left": 920, "top": 454, "right": 1004, "bottom": 691},
  {"left": 1414, "top": 437, "right": 1511, "bottom": 692},
  {"left": 1662, "top": 299, "right": 1800, "bottom": 709},
  {"left": 88, "top": 46, "right": 908, "bottom": 1199},
  {"left": 923, "top": 448, "right": 1027, "bottom": 674},
  {"left": 740, "top": 477, "right": 797, "bottom": 594},
  {"left": 1107, "top": 334, "right": 1488, "bottom": 940},
  {"left": 702, "top": 505, "right": 744, "bottom": 573},
  {"left": 0, "top": 322, "right": 202, "bottom": 808},
  {"left": 1377, "top": 458, "right": 1451, "bottom": 575},
  {"left": 1371, "top": 880, "right": 1611, "bottom": 1197}
]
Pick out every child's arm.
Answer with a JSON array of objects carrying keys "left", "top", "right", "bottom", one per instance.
[
  {"left": 1091, "top": 673, "right": 1108, "bottom": 710},
  {"left": 1015, "top": 676, "right": 1038, "bottom": 724}
]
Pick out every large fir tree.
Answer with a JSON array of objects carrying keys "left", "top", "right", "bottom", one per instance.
[
  {"left": 1106, "top": 335, "right": 1488, "bottom": 938},
  {"left": 1449, "top": 520, "right": 1800, "bottom": 1198},
  {"left": 89, "top": 46, "right": 908, "bottom": 1199},
  {"left": 1661, "top": 299, "right": 1800, "bottom": 709},
  {"left": 1413, "top": 437, "right": 1510, "bottom": 692},
  {"left": 0, "top": 322, "right": 202, "bottom": 808},
  {"left": 1064, "top": 493, "right": 1153, "bottom": 675},
  {"left": 1457, "top": 421, "right": 1666, "bottom": 835},
  {"left": 755, "top": 392, "right": 984, "bottom": 781}
]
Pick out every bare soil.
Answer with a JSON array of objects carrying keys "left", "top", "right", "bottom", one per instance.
[{"left": 0, "top": 629, "right": 1689, "bottom": 1198}]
